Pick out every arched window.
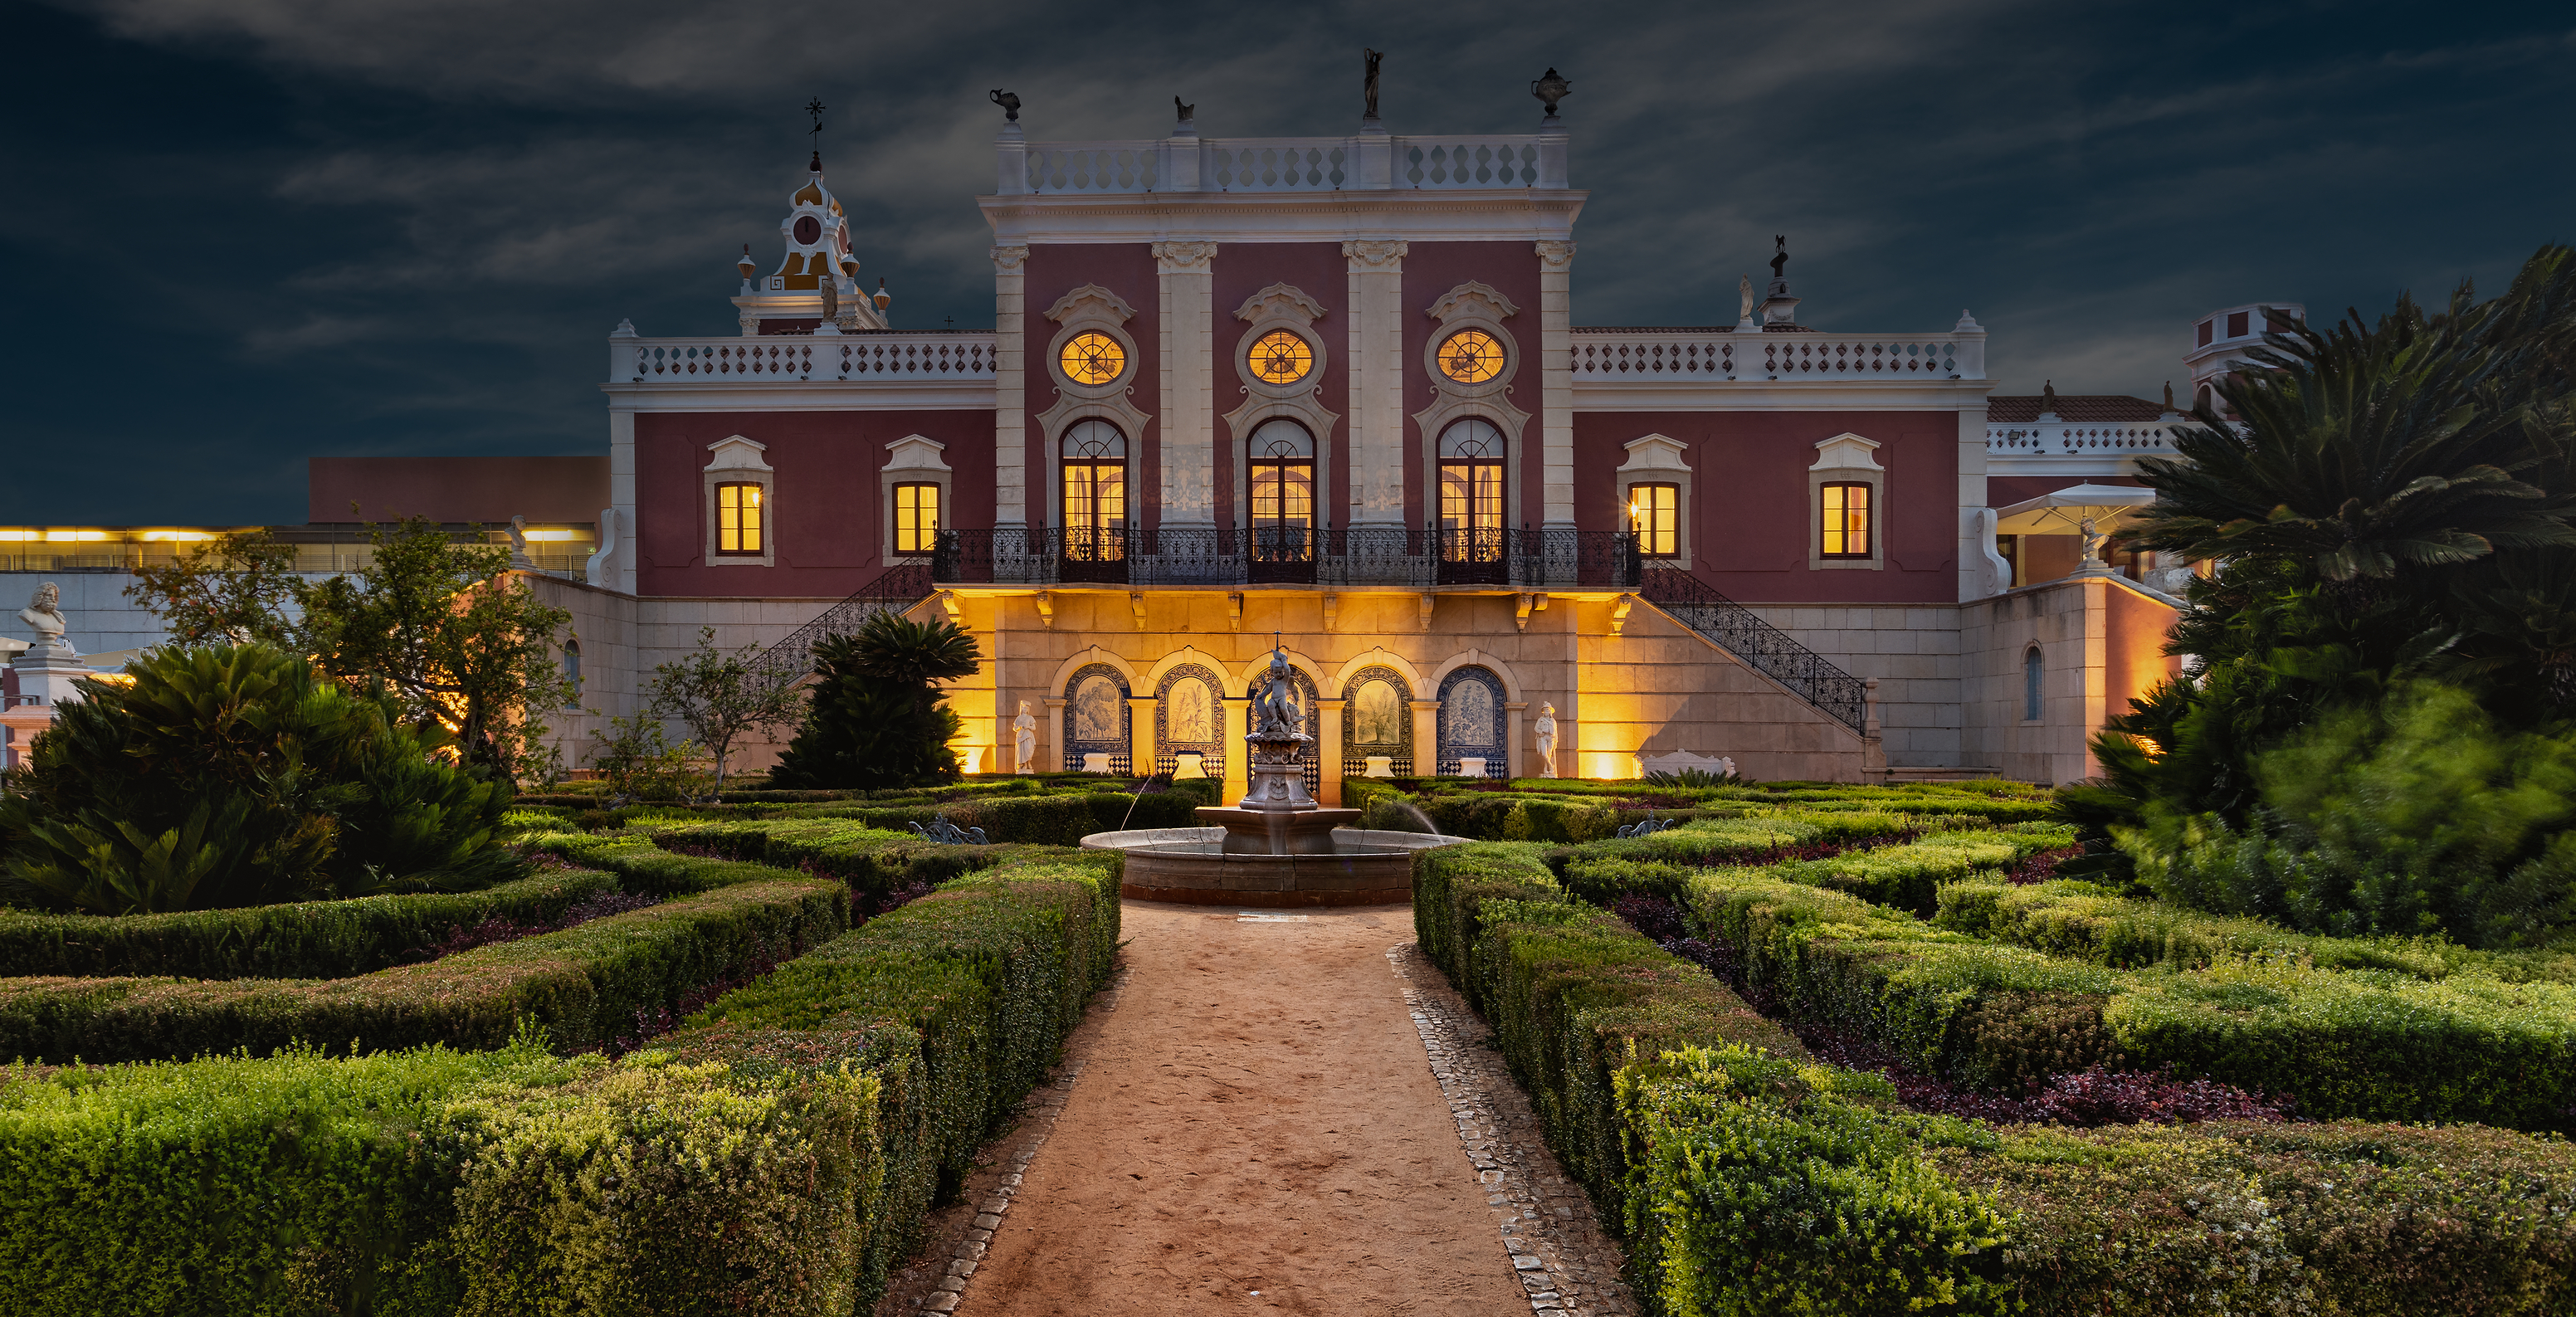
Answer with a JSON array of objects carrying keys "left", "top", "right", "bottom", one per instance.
[
  {"left": 1061, "top": 420, "right": 1126, "bottom": 563},
  {"left": 1437, "top": 418, "right": 1505, "bottom": 568},
  {"left": 1247, "top": 419, "right": 1315, "bottom": 563},
  {"left": 2023, "top": 646, "right": 2044, "bottom": 722},
  {"left": 562, "top": 637, "right": 583, "bottom": 693}
]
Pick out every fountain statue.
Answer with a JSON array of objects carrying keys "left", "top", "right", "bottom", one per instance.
[{"left": 1076, "top": 639, "right": 1461, "bottom": 905}]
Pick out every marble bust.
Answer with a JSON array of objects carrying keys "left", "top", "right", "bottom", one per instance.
[{"left": 17, "top": 582, "right": 69, "bottom": 652}]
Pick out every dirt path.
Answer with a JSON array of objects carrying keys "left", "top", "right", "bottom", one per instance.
[{"left": 962, "top": 901, "right": 1527, "bottom": 1316}]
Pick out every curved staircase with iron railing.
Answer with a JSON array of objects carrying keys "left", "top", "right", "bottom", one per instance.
[
  {"left": 748, "top": 563, "right": 935, "bottom": 688},
  {"left": 1637, "top": 565, "right": 1869, "bottom": 734}
]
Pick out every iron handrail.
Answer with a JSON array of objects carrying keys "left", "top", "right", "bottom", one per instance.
[
  {"left": 1637, "top": 564, "right": 1868, "bottom": 734},
  {"left": 748, "top": 563, "right": 935, "bottom": 687}
]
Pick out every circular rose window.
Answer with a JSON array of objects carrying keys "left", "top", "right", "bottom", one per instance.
[
  {"left": 1437, "top": 329, "right": 1505, "bottom": 384},
  {"left": 793, "top": 216, "right": 822, "bottom": 245},
  {"left": 1247, "top": 329, "right": 1313, "bottom": 385},
  {"left": 1059, "top": 332, "right": 1126, "bottom": 387}
]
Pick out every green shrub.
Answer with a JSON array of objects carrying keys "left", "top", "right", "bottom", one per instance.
[
  {"left": 0, "top": 868, "right": 620, "bottom": 980},
  {"left": 0, "top": 1037, "right": 889, "bottom": 1316},
  {"left": 0, "top": 876, "right": 847, "bottom": 1063},
  {"left": 0, "top": 643, "right": 518, "bottom": 914},
  {"left": 1686, "top": 868, "right": 2576, "bottom": 1127},
  {"left": 1929, "top": 1119, "right": 2576, "bottom": 1315},
  {"left": 1935, "top": 876, "right": 2576, "bottom": 982},
  {"left": 772, "top": 614, "right": 979, "bottom": 790},
  {"left": 2123, "top": 680, "right": 2576, "bottom": 949},
  {"left": 1769, "top": 824, "right": 2075, "bottom": 915}
]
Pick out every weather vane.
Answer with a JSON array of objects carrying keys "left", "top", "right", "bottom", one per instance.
[{"left": 806, "top": 98, "right": 827, "bottom": 156}]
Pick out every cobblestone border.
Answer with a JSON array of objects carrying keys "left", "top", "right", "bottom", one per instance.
[
  {"left": 918, "top": 965, "right": 1130, "bottom": 1316},
  {"left": 1386, "top": 943, "right": 1639, "bottom": 1317}
]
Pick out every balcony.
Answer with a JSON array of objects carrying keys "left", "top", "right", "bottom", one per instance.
[
  {"left": 931, "top": 526, "right": 1639, "bottom": 591},
  {"left": 1986, "top": 421, "right": 2184, "bottom": 460},
  {"left": 997, "top": 130, "right": 1569, "bottom": 198},
  {"left": 610, "top": 330, "right": 997, "bottom": 384}
]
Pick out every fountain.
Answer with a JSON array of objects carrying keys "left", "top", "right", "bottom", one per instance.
[{"left": 1082, "top": 642, "right": 1461, "bottom": 906}]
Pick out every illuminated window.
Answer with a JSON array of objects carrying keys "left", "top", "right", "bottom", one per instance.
[
  {"left": 716, "top": 482, "right": 764, "bottom": 554},
  {"left": 1059, "top": 332, "right": 1126, "bottom": 386},
  {"left": 892, "top": 482, "right": 940, "bottom": 554},
  {"left": 1819, "top": 483, "right": 1871, "bottom": 559},
  {"left": 1247, "top": 420, "right": 1315, "bottom": 561},
  {"left": 1437, "top": 419, "right": 1505, "bottom": 563},
  {"left": 1061, "top": 421, "right": 1126, "bottom": 561},
  {"left": 1247, "top": 329, "right": 1314, "bottom": 385},
  {"left": 1628, "top": 482, "right": 1678, "bottom": 559},
  {"left": 1436, "top": 329, "right": 1505, "bottom": 384}
]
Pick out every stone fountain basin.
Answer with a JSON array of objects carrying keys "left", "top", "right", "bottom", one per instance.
[{"left": 1082, "top": 826, "right": 1464, "bottom": 907}]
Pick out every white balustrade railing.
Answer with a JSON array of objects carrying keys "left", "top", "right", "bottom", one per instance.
[
  {"left": 1003, "top": 131, "right": 1568, "bottom": 196},
  {"left": 1987, "top": 422, "right": 2183, "bottom": 456},
  {"left": 1573, "top": 329, "right": 1987, "bottom": 382},
  {"left": 614, "top": 333, "right": 997, "bottom": 383}
]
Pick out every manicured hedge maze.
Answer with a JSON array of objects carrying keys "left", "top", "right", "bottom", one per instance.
[
  {"left": 1399, "top": 781, "right": 2576, "bottom": 1315},
  {"left": 0, "top": 800, "right": 1127, "bottom": 1315}
]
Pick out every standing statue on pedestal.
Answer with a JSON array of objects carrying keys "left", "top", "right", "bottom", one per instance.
[
  {"left": 1533, "top": 702, "right": 1558, "bottom": 778},
  {"left": 17, "top": 583, "right": 70, "bottom": 656},
  {"left": 1362, "top": 49, "right": 1383, "bottom": 122},
  {"left": 1012, "top": 700, "right": 1038, "bottom": 774},
  {"left": 506, "top": 516, "right": 534, "bottom": 569},
  {"left": 1256, "top": 645, "right": 1300, "bottom": 736},
  {"left": 1738, "top": 274, "right": 1755, "bottom": 324}
]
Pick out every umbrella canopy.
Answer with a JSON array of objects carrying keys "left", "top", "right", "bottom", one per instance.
[{"left": 1992, "top": 483, "right": 2158, "bottom": 536}]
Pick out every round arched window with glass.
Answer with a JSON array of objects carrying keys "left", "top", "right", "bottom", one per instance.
[
  {"left": 1437, "top": 329, "right": 1506, "bottom": 384},
  {"left": 1247, "top": 419, "right": 1315, "bottom": 566},
  {"left": 1247, "top": 329, "right": 1314, "bottom": 386},
  {"left": 1061, "top": 421, "right": 1127, "bottom": 563},
  {"left": 1437, "top": 418, "right": 1505, "bottom": 568},
  {"left": 1059, "top": 332, "right": 1126, "bottom": 387}
]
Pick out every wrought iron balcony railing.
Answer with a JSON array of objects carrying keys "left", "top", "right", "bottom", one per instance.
[{"left": 930, "top": 526, "right": 1640, "bottom": 591}]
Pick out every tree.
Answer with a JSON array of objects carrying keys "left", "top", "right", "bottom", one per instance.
[
  {"left": 119, "top": 517, "right": 579, "bottom": 787},
  {"left": 293, "top": 519, "right": 577, "bottom": 783},
  {"left": 769, "top": 613, "right": 979, "bottom": 790},
  {"left": 2066, "top": 245, "right": 2576, "bottom": 944},
  {"left": 123, "top": 529, "right": 301, "bottom": 646},
  {"left": 643, "top": 627, "right": 806, "bottom": 794},
  {"left": 0, "top": 644, "right": 517, "bottom": 914}
]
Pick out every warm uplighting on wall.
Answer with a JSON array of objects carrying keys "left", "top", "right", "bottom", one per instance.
[
  {"left": 0, "top": 530, "right": 35, "bottom": 542},
  {"left": 522, "top": 529, "right": 586, "bottom": 543},
  {"left": 1584, "top": 752, "right": 1633, "bottom": 781},
  {"left": 44, "top": 530, "right": 108, "bottom": 543},
  {"left": 140, "top": 530, "right": 215, "bottom": 542}
]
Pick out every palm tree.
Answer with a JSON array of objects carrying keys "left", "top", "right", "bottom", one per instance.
[{"left": 770, "top": 612, "right": 982, "bottom": 789}]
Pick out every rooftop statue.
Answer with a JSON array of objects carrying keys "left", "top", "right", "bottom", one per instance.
[
  {"left": 1769, "top": 235, "right": 1788, "bottom": 281},
  {"left": 988, "top": 89, "right": 1020, "bottom": 123},
  {"left": 1362, "top": 49, "right": 1383, "bottom": 121},
  {"left": 17, "top": 583, "right": 68, "bottom": 652},
  {"left": 1174, "top": 96, "right": 1194, "bottom": 126}
]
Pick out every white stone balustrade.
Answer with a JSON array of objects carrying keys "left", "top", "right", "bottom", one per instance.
[
  {"left": 613, "top": 334, "right": 997, "bottom": 383},
  {"left": 1986, "top": 421, "right": 2183, "bottom": 457},
  {"left": 1572, "top": 329, "right": 1986, "bottom": 381},
  {"left": 1004, "top": 133, "right": 1569, "bottom": 196}
]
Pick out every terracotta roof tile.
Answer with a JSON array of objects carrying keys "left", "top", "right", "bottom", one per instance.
[{"left": 1986, "top": 394, "right": 2168, "bottom": 422}]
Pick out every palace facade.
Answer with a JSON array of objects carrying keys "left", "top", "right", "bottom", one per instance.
[{"left": 5, "top": 99, "right": 2237, "bottom": 790}]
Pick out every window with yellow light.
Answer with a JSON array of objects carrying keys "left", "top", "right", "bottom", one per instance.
[
  {"left": 1058, "top": 332, "right": 1126, "bottom": 387},
  {"left": 1820, "top": 482, "right": 1871, "bottom": 559},
  {"left": 1247, "top": 329, "right": 1313, "bottom": 385},
  {"left": 893, "top": 482, "right": 940, "bottom": 554},
  {"left": 1436, "top": 329, "right": 1505, "bottom": 384},
  {"left": 1628, "top": 483, "right": 1678, "bottom": 559},
  {"left": 716, "top": 482, "right": 764, "bottom": 554}
]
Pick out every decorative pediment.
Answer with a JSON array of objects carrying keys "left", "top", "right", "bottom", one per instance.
[
  {"left": 704, "top": 436, "right": 771, "bottom": 473},
  {"left": 1617, "top": 435, "right": 1691, "bottom": 473},
  {"left": 882, "top": 435, "right": 949, "bottom": 475},
  {"left": 1425, "top": 280, "right": 1520, "bottom": 324},
  {"left": 1045, "top": 283, "right": 1137, "bottom": 324},
  {"left": 1810, "top": 432, "right": 1883, "bottom": 471},
  {"left": 1234, "top": 282, "right": 1327, "bottom": 325}
]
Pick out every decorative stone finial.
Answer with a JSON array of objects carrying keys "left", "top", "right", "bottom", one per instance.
[
  {"left": 1530, "top": 67, "right": 1571, "bottom": 118},
  {"left": 988, "top": 89, "right": 1021, "bottom": 123},
  {"left": 1175, "top": 95, "right": 1194, "bottom": 126}
]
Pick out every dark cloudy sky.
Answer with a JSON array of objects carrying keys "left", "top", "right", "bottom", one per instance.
[{"left": 4, "top": 1, "right": 2569, "bottom": 525}]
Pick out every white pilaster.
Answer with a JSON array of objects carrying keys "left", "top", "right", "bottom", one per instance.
[
  {"left": 1534, "top": 240, "right": 1577, "bottom": 531},
  {"left": 993, "top": 245, "right": 1031, "bottom": 530},
  {"left": 1343, "top": 239, "right": 1408, "bottom": 527},
  {"left": 1152, "top": 241, "right": 1218, "bottom": 529},
  {"left": 1953, "top": 310, "right": 1993, "bottom": 603},
  {"left": 607, "top": 407, "right": 637, "bottom": 594}
]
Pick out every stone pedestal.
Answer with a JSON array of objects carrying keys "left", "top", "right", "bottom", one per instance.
[{"left": 10, "top": 642, "right": 90, "bottom": 708}]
